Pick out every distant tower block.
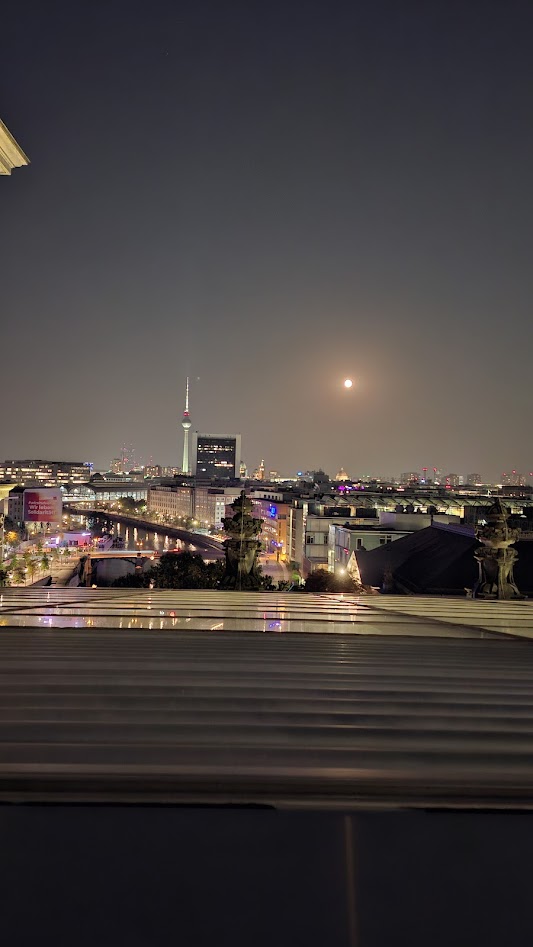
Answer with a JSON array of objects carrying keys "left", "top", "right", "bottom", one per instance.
[{"left": 181, "top": 377, "right": 192, "bottom": 474}]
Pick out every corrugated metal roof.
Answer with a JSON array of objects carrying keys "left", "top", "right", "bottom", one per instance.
[{"left": 0, "top": 589, "right": 532, "bottom": 809}]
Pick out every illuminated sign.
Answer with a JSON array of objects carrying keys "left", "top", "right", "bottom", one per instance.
[{"left": 23, "top": 489, "right": 63, "bottom": 523}]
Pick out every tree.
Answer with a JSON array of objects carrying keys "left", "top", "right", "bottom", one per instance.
[
  {"left": 13, "top": 564, "right": 26, "bottom": 585},
  {"left": 220, "top": 491, "right": 264, "bottom": 590},
  {"left": 257, "top": 570, "right": 274, "bottom": 591},
  {"left": 117, "top": 496, "right": 145, "bottom": 516},
  {"left": 4, "top": 529, "right": 19, "bottom": 550},
  {"left": 111, "top": 573, "right": 149, "bottom": 588},
  {"left": 304, "top": 569, "right": 360, "bottom": 593},
  {"left": 41, "top": 553, "right": 50, "bottom": 572},
  {"left": 3, "top": 516, "right": 21, "bottom": 545},
  {"left": 288, "top": 560, "right": 303, "bottom": 583},
  {"left": 117, "top": 496, "right": 137, "bottom": 514},
  {"left": 21, "top": 551, "right": 33, "bottom": 582},
  {"left": 150, "top": 552, "right": 224, "bottom": 590},
  {"left": 27, "top": 557, "right": 38, "bottom": 584}
]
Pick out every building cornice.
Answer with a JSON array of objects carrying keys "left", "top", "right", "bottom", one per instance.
[{"left": 0, "top": 118, "right": 29, "bottom": 175}]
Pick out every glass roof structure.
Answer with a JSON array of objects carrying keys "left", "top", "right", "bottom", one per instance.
[
  {"left": 0, "top": 587, "right": 510, "bottom": 636},
  {"left": 1, "top": 590, "right": 533, "bottom": 809}
]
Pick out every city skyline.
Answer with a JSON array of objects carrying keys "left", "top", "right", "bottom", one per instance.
[
  {"left": 3, "top": 435, "right": 533, "bottom": 487},
  {"left": 3, "top": 2, "right": 533, "bottom": 480}
]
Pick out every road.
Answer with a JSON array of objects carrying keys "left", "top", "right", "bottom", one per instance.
[
  {"left": 30, "top": 556, "right": 80, "bottom": 588},
  {"left": 260, "top": 557, "right": 289, "bottom": 583}
]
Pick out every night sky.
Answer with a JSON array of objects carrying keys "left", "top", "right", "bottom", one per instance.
[{"left": 3, "top": 1, "right": 533, "bottom": 480}]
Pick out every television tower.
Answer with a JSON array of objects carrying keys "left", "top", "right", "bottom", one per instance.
[{"left": 181, "top": 377, "right": 192, "bottom": 475}]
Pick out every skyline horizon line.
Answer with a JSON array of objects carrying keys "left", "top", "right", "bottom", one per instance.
[{"left": 1, "top": 454, "right": 533, "bottom": 487}]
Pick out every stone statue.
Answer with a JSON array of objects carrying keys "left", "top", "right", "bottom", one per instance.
[
  {"left": 472, "top": 498, "right": 523, "bottom": 600},
  {"left": 220, "top": 491, "right": 264, "bottom": 590}
]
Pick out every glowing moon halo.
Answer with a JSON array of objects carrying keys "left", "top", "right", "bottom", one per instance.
[{"left": 343, "top": 378, "right": 353, "bottom": 389}]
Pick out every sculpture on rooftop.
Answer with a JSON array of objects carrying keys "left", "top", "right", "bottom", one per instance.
[
  {"left": 220, "top": 491, "right": 263, "bottom": 590},
  {"left": 472, "top": 498, "right": 523, "bottom": 600}
]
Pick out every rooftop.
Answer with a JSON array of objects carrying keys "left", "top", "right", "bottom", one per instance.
[{"left": 1, "top": 589, "right": 533, "bottom": 809}]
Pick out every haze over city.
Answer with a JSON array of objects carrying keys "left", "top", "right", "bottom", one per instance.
[
  {"left": 3, "top": 1, "right": 533, "bottom": 478},
  {"left": 6, "top": 7, "right": 533, "bottom": 947}
]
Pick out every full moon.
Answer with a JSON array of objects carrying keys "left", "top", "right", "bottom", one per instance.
[{"left": 343, "top": 378, "right": 353, "bottom": 389}]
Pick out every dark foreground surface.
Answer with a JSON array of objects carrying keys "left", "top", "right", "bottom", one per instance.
[{"left": 2, "top": 805, "right": 533, "bottom": 946}]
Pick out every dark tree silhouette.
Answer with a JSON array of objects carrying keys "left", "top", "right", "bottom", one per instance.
[{"left": 304, "top": 569, "right": 359, "bottom": 593}]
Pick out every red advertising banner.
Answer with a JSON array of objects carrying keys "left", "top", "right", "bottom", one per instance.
[{"left": 23, "top": 489, "right": 63, "bottom": 523}]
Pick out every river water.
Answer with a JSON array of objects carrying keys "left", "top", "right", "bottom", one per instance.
[
  {"left": 112, "top": 521, "right": 188, "bottom": 553},
  {"left": 85, "top": 515, "right": 222, "bottom": 561},
  {"left": 85, "top": 516, "right": 190, "bottom": 554}
]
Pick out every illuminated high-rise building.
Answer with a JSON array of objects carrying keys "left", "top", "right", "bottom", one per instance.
[
  {"left": 191, "top": 433, "right": 241, "bottom": 479},
  {"left": 501, "top": 470, "right": 526, "bottom": 487},
  {"left": 181, "top": 377, "right": 192, "bottom": 475}
]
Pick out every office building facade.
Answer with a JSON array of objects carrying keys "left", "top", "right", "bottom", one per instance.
[
  {"left": 191, "top": 434, "right": 241, "bottom": 479},
  {"left": 0, "top": 460, "right": 92, "bottom": 486}
]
